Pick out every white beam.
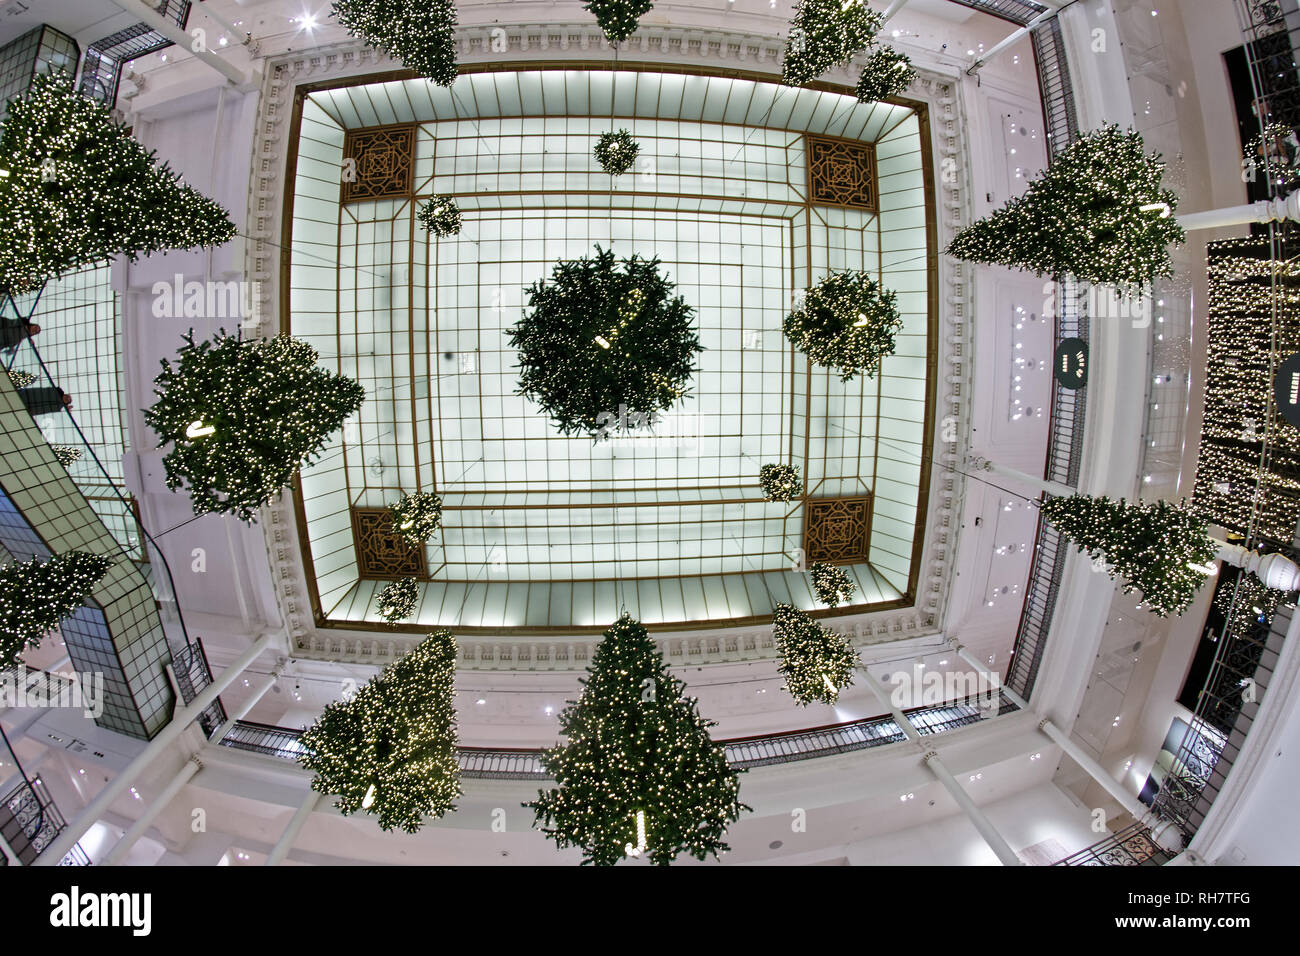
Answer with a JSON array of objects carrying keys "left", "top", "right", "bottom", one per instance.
[{"left": 108, "top": 0, "right": 253, "bottom": 88}]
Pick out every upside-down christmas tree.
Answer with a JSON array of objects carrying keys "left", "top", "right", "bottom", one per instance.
[{"left": 0, "top": 550, "right": 114, "bottom": 666}]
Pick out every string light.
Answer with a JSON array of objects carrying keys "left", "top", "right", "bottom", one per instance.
[
  {"left": 758, "top": 463, "right": 803, "bottom": 502},
  {"left": 810, "top": 561, "right": 857, "bottom": 607},
  {"left": 0, "top": 71, "right": 235, "bottom": 296},
  {"left": 416, "top": 195, "right": 462, "bottom": 237},
  {"left": 300, "top": 632, "right": 461, "bottom": 833},
  {"left": 594, "top": 129, "right": 640, "bottom": 176},
  {"left": 0, "top": 551, "right": 114, "bottom": 666},
  {"left": 387, "top": 491, "right": 443, "bottom": 547},
  {"left": 946, "top": 125, "right": 1185, "bottom": 294},
  {"left": 528, "top": 614, "right": 747, "bottom": 866},
  {"left": 376, "top": 579, "right": 419, "bottom": 623},
  {"left": 783, "top": 270, "right": 902, "bottom": 381},
  {"left": 144, "top": 331, "right": 365, "bottom": 522},
  {"left": 332, "top": 0, "right": 458, "bottom": 85},
  {"left": 771, "top": 603, "right": 860, "bottom": 705},
  {"left": 782, "top": 0, "right": 882, "bottom": 86}
]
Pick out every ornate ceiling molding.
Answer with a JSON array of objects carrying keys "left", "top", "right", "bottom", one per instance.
[{"left": 244, "top": 24, "right": 972, "bottom": 669}]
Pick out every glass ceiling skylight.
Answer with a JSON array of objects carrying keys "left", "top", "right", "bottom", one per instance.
[{"left": 287, "top": 68, "right": 933, "bottom": 630}]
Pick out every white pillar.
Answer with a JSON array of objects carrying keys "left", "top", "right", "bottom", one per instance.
[
  {"left": 213, "top": 663, "right": 284, "bottom": 742},
  {"left": 1212, "top": 540, "right": 1300, "bottom": 591},
  {"left": 0, "top": 831, "right": 20, "bottom": 866},
  {"left": 108, "top": 0, "right": 254, "bottom": 88},
  {"left": 967, "top": 455, "right": 1074, "bottom": 499},
  {"left": 950, "top": 642, "right": 1152, "bottom": 824},
  {"left": 1177, "top": 193, "right": 1300, "bottom": 232},
  {"left": 967, "top": 9, "right": 1057, "bottom": 74},
  {"left": 99, "top": 755, "right": 202, "bottom": 866},
  {"left": 880, "top": 0, "right": 911, "bottom": 23},
  {"left": 922, "top": 750, "right": 1025, "bottom": 866},
  {"left": 34, "top": 631, "right": 276, "bottom": 866},
  {"left": 264, "top": 790, "right": 320, "bottom": 866},
  {"left": 859, "top": 669, "right": 1024, "bottom": 865}
]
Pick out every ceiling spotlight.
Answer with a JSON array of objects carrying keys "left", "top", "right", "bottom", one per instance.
[{"left": 476, "top": 698, "right": 486, "bottom": 705}]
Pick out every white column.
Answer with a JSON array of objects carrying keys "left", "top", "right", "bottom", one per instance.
[
  {"left": 950, "top": 642, "right": 1151, "bottom": 823},
  {"left": 1177, "top": 193, "right": 1300, "bottom": 232},
  {"left": 213, "top": 663, "right": 284, "bottom": 742},
  {"left": 967, "top": 455, "right": 1074, "bottom": 499},
  {"left": 859, "top": 669, "right": 1025, "bottom": 865},
  {"left": 967, "top": 9, "right": 1057, "bottom": 74},
  {"left": 0, "top": 831, "right": 21, "bottom": 866},
  {"left": 35, "top": 631, "right": 276, "bottom": 866},
  {"left": 880, "top": 0, "right": 911, "bottom": 23},
  {"left": 108, "top": 0, "right": 254, "bottom": 88},
  {"left": 264, "top": 790, "right": 320, "bottom": 866},
  {"left": 100, "top": 755, "right": 202, "bottom": 866}
]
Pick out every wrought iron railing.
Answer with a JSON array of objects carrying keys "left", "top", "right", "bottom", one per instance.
[
  {"left": 77, "top": 1, "right": 191, "bottom": 109},
  {"left": 0, "top": 726, "right": 86, "bottom": 866},
  {"left": 1052, "top": 821, "right": 1173, "bottom": 866},
  {"left": 219, "top": 693, "right": 1021, "bottom": 778}
]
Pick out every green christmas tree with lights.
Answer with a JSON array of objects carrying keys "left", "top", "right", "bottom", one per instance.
[
  {"left": 810, "top": 562, "right": 856, "bottom": 607},
  {"left": 0, "top": 71, "right": 235, "bottom": 296},
  {"left": 594, "top": 129, "right": 640, "bottom": 176},
  {"left": 376, "top": 579, "right": 419, "bottom": 623},
  {"left": 1039, "top": 494, "right": 1218, "bottom": 617},
  {"left": 331, "top": 0, "right": 458, "bottom": 85},
  {"left": 300, "top": 631, "right": 461, "bottom": 833},
  {"left": 0, "top": 550, "right": 114, "bottom": 666},
  {"left": 586, "top": 0, "right": 654, "bottom": 43},
  {"left": 388, "top": 491, "right": 443, "bottom": 547},
  {"left": 759, "top": 462, "right": 802, "bottom": 502},
  {"left": 856, "top": 45, "right": 915, "bottom": 102},
  {"left": 144, "top": 331, "right": 365, "bottom": 522},
  {"left": 416, "top": 196, "right": 462, "bottom": 237},
  {"left": 527, "top": 614, "right": 747, "bottom": 865},
  {"left": 510, "top": 246, "right": 701, "bottom": 439},
  {"left": 784, "top": 270, "right": 902, "bottom": 381},
  {"left": 772, "top": 603, "right": 860, "bottom": 706},
  {"left": 947, "top": 125, "right": 1185, "bottom": 291},
  {"left": 783, "top": 0, "right": 882, "bottom": 86}
]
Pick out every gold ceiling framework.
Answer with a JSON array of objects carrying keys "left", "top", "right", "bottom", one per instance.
[{"left": 274, "top": 57, "right": 941, "bottom": 637}]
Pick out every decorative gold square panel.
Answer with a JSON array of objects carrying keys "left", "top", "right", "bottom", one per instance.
[
  {"left": 341, "top": 124, "right": 416, "bottom": 203},
  {"left": 803, "top": 495, "right": 873, "bottom": 564},
  {"left": 350, "top": 507, "right": 428, "bottom": 579},
  {"left": 806, "top": 133, "right": 877, "bottom": 211}
]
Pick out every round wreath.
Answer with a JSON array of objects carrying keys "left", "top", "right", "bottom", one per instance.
[
  {"left": 417, "top": 196, "right": 462, "bottom": 237},
  {"left": 509, "top": 245, "right": 702, "bottom": 439},
  {"left": 759, "top": 463, "right": 803, "bottom": 502},
  {"left": 783, "top": 271, "right": 902, "bottom": 381}
]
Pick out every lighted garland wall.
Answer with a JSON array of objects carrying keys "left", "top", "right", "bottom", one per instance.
[{"left": 1193, "top": 236, "right": 1300, "bottom": 543}]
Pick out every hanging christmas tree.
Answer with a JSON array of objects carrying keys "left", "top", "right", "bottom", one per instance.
[
  {"left": 527, "top": 614, "right": 747, "bottom": 865},
  {"left": 510, "top": 246, "right": 702, "bottom": 439},
  {"left": 783, "top": 0, "right": 882, "bottom": 86},
  {"left": 331, "top": 0, "right": 458, "bottom": 86},
  {"left": 759, "top": 463, "right": 802, "bottom": 502},
  {"left": 416, "top": 196, "right": 462, "bottom": 237},
  {"left": 783, "top": 270, "right": 902, "bottom": 381},
  {"left": 300, "top": 630, "right": 461, "bottom": 833},
  {"left": 1039, "top": 494, "right": 1218, "bottom": 617},
  {"left": 594, "top": 129, "right": 640, "bottom": 176},
  {"left": 387, "top": 491, "right": 443, "bottom": 547},
  {"left": 6, "top": 369, "right": 35, "bottom": 388},
  {"left": 144, "top": 331, "right": 365, "bottom": 522},
  {"left": 810, "top": 562, "right": 856, "bottom": 607},
  {"left": 586, "top": 0, "right": 654, "bottom": 43},
  {"left": 856, "top": 46, "right": 915, "bottom": 103},
  {"left": 0, "top": 71, "right": 235, "bottom": 296},
  {"left": 51, "top": 445, "right": 81, "bottom": 468},
  {"left": 0, "top": 550, "right": 113, "bottom": 666},
  {"left": 376, "top": 578, "right": 420, "bottom": 623},
  {"left": 771, "top": 603, "right": 859, "bottom": 705},
  {"left": 947, "top": 124, "right": 1185, "bottom": 292}
]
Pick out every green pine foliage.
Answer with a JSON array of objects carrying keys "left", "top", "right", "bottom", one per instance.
[
  {"left": 759, "top": 463, "right": 802, "bottom": 502},
  {"left": 144, "top": 331, "right": 364, "bottom": 522},
  {"left": 387, "top": 491, "right": 443, "bottom": 547},
  {"left": 810, "top": 562, "right": 856, "bottom": 607},
  {"left": 0, "top": 71, "right": 235, "bottom": 296},
  {"left": 856, "top": 46, "right": 915, "bottom": 102},
  {"left": 527, "top": 614, "right": 748, "bottom": 865},
  {"left": 510, "top": 246, "right": 701, "bottom": 439},
  {"left": 51, "top": 445, "right": 81, "bottom": 468},
  {"left": 416, "top": 196, "right": 462, "bottom": 237},
  {"left": 377, "top": 578, "right": 420, "bottom": 623},
  {"left": 0, "top": 551, "right": 113, "bottom": 666},
  {"left": 783, "top": 0, "right": 882, "bottom": 86},
  {"left": 586, "top": 0, "right": 654, "bottom": 43},
  {"left": 594, "top": 129, "right": 640, "bottom": 176},
  {"left": 300, "top": 631, "right": 462, "bottom": 832},
  {"left": 784, "top": 270, "right": 902, "bottom": 381},
  {"left": 772, "top": 603, "right": 859, "bottom": 705},
  {"left": 946, "top": 124, "right": 1185, "bottom": 291},
  {"left": 1039, "top": 494, "right": 1218, "bottom": 617},
  {"left": 331, "top": 0, "right": 458, "bottom": 85}
]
